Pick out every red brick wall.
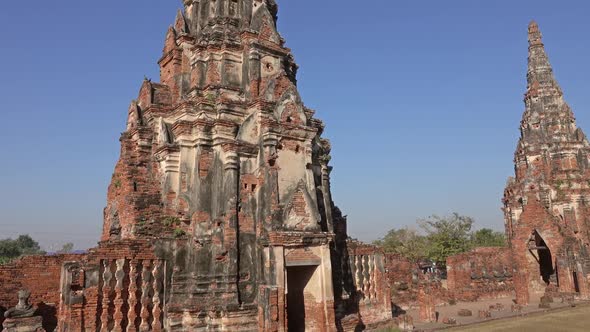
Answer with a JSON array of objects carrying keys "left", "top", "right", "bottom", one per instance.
[
  {"left": 386, "top": 254, "right": 414, "bottom": 288},
  {"left": 447, "top": 247, "right": 514, "bottom": 301},
  {"left": 0, "top": 254, "right": 84, "bottom": 308},
  {"left": 346, "top": 241, "right": 393, "bottom": 328},
  {"left": 0, "top": 254, "right": 85, "bottom": 329},
  {"left": 57, "top": 240, "right": 159, "bottom": 331},
  {"left": 386, "top": 254, "right": 419, "bottom": 307}
]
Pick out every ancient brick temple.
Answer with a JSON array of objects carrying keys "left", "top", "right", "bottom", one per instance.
[
  {"left": 38, "top": 1, "right": 392, "bottom": 331},
  {"left": 503, "top": 21, "right": 590, "bottom": 305}
]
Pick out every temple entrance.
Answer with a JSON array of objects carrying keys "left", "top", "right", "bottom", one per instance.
[
  {"left": 529, "top": 231, "right": 554, "bottom": 284},
  {"left": 286, "top": 265, "right": 317, "bottom": 332}
]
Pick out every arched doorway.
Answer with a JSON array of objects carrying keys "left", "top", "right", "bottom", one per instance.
[{"left": 528, "top": 230, "right": 555, "bottom": 285}]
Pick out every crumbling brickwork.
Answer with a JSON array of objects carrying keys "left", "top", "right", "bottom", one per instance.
[
  {"left": 0, "top": 1, "right": 394, "bottom": 331},
  {"left": 0, "top": 254, "right": 84, "bottom": 331},
  {"left": 503, "top": 21, "right": 590, "bottom": 305},
  {"left": 344, "top": 241, "right": 393, "bottom": 329},
  {"left": 446, "top": 247, "right": 514, "bottom": 302},
  {"left": 385, "top": 255, "right": 451, "bottom": 311},
  {"left": 385, "top": 254, "right": 419, "bottom": 308}
]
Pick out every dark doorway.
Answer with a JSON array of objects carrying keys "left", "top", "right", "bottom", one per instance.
[
  {"left": 533, "top": 231, "right": 554, "bottom": 284},
  {"left": 573, "top": 271, "right": 581, "bottom": 293},
  {"left": 286, "top": 266, "right": 316, "bottom": 332}
]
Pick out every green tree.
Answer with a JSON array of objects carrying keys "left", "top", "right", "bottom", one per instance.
[
  {"left": 0, "top": 238, "right": 21, "bottom": 258},
  {"left": 0, "top": 235, "right": 45, "bottom": 265},
  {"left": 471, "top": 228, "right": 506, "bottom": 247},
  {"left": 373, "top": 227, "right": 428, "bottom": 262},
  {"left": 419, "top": 213, "right": 474, "bottom": 266},
  {"left": 15, "top": 235, "right": 43, "bottom": 255}
]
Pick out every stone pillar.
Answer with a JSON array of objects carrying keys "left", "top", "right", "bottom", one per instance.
[
  {"left": 320, "top": 163, "right": 334, "bottom": 233},
  {"left": 152, "top": 261, "right": 163, "bottom": 332},
  {"left": 262, "top": 133, "right": 280, "bottom": 233},
  {"left": 273, "top": 246, "right": 286, "bottom": 332},
  {"left": 248, "top": 50, "right": 261, "bottom": 97},
  {"left": 355, "top": 256, "right": 362, "bottom": 294},
  {"left": 113, "top": 259, "right": 126, "bottom": 332},
  {"left": 101, "top": 260, "right": 113, "bottom": 331},
  {"left": 222, "top": 147, "right": 241, "bottom": 305},
  {"left": 127, "top": 259, "right": 139, "bottom": 332},
  {"left": 139, "top": 261, "right": 153, "bottom": 332},
  {"left": 557, "top": 257, "right": 575, "bottom": 293},
  {"left": 576, "top": 261, "right": 590, "bottom": 298},
  {"left": 319, "top": 244, "right": 337, "bottom": 331},
  {"left": 418, "top": 284, "right": 436, "bottom": 322},
  {"left": 195, "top": 59, "right": 207, "bottom": 88},
  {"left": 514, "top": 267, "right": 530, "bottom": 305},
  {"left": 511, "top": 242, "right": 531, "bottom": 305},
  {"left": 362, "top": 256, "right": 370, "bottom": 300}
]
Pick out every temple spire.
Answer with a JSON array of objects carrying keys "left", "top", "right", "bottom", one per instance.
[
  {"left": 520, "top": 21, "right": 578, "bottom": 145},
  {"left": 528, "top": 20, "right": 543, "bottom": 47},
  {"left": 526, "top": 21, "right": 561, "bottom": 97}
]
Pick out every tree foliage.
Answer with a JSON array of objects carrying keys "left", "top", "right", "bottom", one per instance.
[
  {"left": 471, "top": 228, "right": 506, "bottom": 247},
  {"left": 373, "top": 227, "right": 428, "bottom": 262},
  {"left": 419, "top": 213, "right": 474, "bottom": 266},
  {"left": 375, "top": 213, "right": 506, "bottom": 266},
  {"left": 0, "top": 235, "right": 45, "bottom": 265}
]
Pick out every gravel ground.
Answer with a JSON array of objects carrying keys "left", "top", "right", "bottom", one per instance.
[{"left": 447, "top": 303, "right": 590, "bottom": 332}]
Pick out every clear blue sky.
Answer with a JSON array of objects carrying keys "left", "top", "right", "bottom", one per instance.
[{"left": 1, "top": 1, "right": 590, "bottom": 250}]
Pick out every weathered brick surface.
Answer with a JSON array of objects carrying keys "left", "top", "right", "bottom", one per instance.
[
  {"left": 5, "top": 1, "right": 394, "bottom": 331},
  {"left": 0, "top": 254, "right": 84, "bottom": 330},
  {"left": 346, "top": 241, "right": 394, "bottom": 328},
  {"left": 446, "top": 247, "right": 514, "bottom": 301},
  {"left": 386, "top": 254, "right": 419, "bottom": 307},
  {"left": 503, "top": 22, "right": 590, "bottom": 305}
]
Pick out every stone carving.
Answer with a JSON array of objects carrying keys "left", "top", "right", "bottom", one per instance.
[{"left": 3, "top": 290, "right": 35, "bottom": 319}]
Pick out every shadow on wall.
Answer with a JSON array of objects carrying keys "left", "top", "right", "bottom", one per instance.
[
  {"left": 391, "top": 303, "right": 406, "bottom": 318},
  {"left": 36, "top": 303, "right": 57, "bottom": 332},
  {"left": 0, "top": 305, "right": 5, "bottom": 327}
]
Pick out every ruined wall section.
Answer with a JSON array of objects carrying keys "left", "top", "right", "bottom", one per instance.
[
  {"left": 55, "top": 240, "right": 172, "bottom": 332},
  {"left": 385, "top": 254, "right": 419, "bottom": 308},
  {"left": 345, "top": 240, "right": 393, "bottom": 329},
  {"left": 446, "top": 247, "right": 514, "bottom": 302},
  {"left": 102, "top": 82, "right": 174, "bottom": 242},
  {"left": 0, "top": 254, "right": 85, "bottom": 330}
]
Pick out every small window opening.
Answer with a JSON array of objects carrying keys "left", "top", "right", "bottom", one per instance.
[
  {"left": 251, "top": 184, "right": 257, "bottom": 192},
  {"left": 286, "top": 116, "right": 293, "bottom": 123},
  {"left": 295, "top": 145, "right": 300, "bottom": 153},
  {"left": 133, "top": 182, "right": 138, "bottom": 192}
]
